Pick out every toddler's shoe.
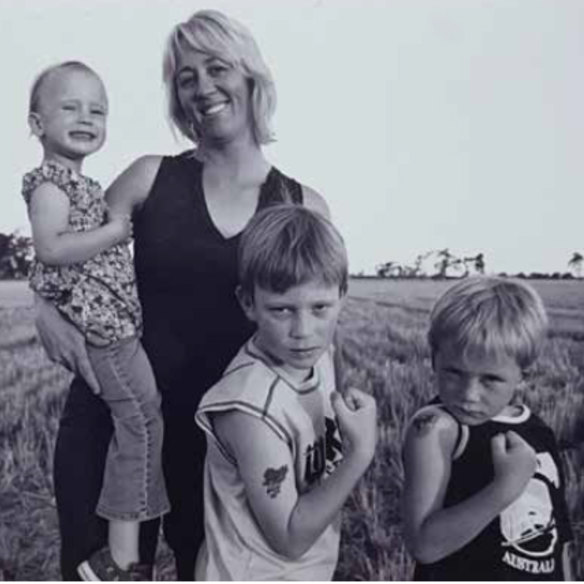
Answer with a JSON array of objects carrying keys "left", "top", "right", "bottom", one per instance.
[{"left": 77, "top": 547, "right": 153, "bottom": 581}]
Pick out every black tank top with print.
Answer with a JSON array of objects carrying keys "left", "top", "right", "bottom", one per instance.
[
  {"left": 133, "top": 151, "right": 303, "bottom": 410},
  {"left": 414, "top": 401, "right": 571, "bottom": 581}
]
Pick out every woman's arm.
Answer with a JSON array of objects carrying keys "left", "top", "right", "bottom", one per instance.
[
  {"left": 214, "top": 388, "right": 377, "bottom": 559},
  {"left": 105, "top": 155, "right": 162, "bottom": 216},
  {"left": 403, "top": 410, "right": 538, "bottom": 564},
  {"left": 29, "top": 183, "right": 130, "bottom": 266}
]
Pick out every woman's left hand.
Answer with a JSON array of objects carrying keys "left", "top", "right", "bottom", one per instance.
[{"left": 34, "top": 293, "right": 101, "bottom": 394}]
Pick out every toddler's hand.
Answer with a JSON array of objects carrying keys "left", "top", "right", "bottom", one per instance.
[
  {"left": 332, "top": 388, "right": 377, "bottom": 463},
  {"left": 491, "top": 431, "right": 537, "bottom": 504}
]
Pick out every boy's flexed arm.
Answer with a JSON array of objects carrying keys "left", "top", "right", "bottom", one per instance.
[
  {"left": 214, "top": 387, "right": 377, "bottom": 560},
  {"left": 403, "top": 409, "right": 537, "bottom": 564}
]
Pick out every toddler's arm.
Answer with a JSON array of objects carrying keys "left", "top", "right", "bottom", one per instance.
[
  {"left": 29, "top": 182, "right": 130, "bottom": 266},
  {"left": 403, "top": 409, "right": 537, "bottom": 564},
  {"left": 213, "top": 387, "right": 377, "bottom": 559}
]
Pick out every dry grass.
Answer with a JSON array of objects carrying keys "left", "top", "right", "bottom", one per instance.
[{"left": 1, "top": 279, "right": 583, "bottom": 580}]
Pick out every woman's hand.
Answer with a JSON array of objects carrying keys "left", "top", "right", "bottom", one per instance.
[
  {"left": 106, "top": 208, "right": 133, "bottom": 243},
  {"left": 34, "top": 293, "right": 100, "bottom": 394}
]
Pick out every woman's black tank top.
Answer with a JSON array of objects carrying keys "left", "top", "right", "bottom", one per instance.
[{"left": 133, "top": 152, "right": 303, "bottom": 410}]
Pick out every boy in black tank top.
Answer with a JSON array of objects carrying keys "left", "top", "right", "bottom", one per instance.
[{"left": 402, "top": 277, "right": 573, "bottom": 580}]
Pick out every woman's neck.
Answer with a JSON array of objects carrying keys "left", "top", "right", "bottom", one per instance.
[{"left": 197, "top": 135, "right": 268, "bottom": 179}]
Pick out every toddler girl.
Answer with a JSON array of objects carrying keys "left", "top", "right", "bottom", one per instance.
[{"left": 22, "top": 61, "right": 169, "bottom": 580}]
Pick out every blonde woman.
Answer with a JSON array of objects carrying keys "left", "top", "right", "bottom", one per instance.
[{"left": 36, "top": 10, "right": 327, "bottom": 580}]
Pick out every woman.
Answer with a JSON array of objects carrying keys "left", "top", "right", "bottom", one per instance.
[{"left": 39, "top": 9, "right": 329, "bottom": 580}]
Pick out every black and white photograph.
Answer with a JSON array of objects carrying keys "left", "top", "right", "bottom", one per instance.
[{"left": 1, "top": 0, "right": 583, "bottom": 580}]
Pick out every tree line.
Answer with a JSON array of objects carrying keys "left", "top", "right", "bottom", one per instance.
[
  {"left": 0, "top": 232, "right": 582, "bottom": 281},
  {"left": 0, "top": 232, "right": 32, "bottom": 280},
  {"left": 374, "top": 249, "right": 584, "bottom": 280}
]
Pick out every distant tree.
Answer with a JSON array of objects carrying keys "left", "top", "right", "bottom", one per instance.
[
  {"left": 457, "top": 253, "right": 485, "bottom": 276},
  {"left": 448, "top": 257, "right": 467, "bottom": 277},
  {"left": 413, "top": 251, "right": 434, "bottom": 278},
  {"left": 376, "top": 260, "right": 426, "bottom": 279},
  {"left": 376, "top": 261, "right": 399, "bottom": 278},
  {"left": 376, "top": 262, "right": 389, "bottom": 278},
  {"left": 0, "top": 231, "right": 33, "bottom": 280},
  {"left": 568, "top": 252, "right": 583, "bottom": 278},
  {"left": 375, "top": 250, "right": 483, "bottom": 280},
  {"left": 413, "top": 254, "right": 424, "bottom": 277},
  {"left": 433, "top": 248, "right": 458, "bottom": 278},
  {"left": 474, "top": 253, "right": 485, "bottom": 274},
  {"left": 461, "top": 258, "right": 471, "bottom": 277},
  {"left": 399, "top": 264, "right": 420, "bottom": 279}
]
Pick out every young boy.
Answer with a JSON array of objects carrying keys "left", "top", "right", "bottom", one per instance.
[
  {"left": 195, "top": 205, "right": 377, "bottom": 580},
  {"left": 403, "top": 277, "right": 573, "bottom": 580}
]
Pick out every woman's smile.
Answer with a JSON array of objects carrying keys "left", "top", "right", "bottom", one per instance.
[{"left": 198, "top": 101, "right": 229, "bottom": 117}]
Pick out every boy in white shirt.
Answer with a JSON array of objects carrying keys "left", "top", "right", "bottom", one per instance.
[{"left": 195, "top": 204, "right": 377, "bottom": 580}]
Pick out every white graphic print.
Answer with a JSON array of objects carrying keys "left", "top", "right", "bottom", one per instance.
[{"left": 500, "top": 453, "right": 559, "bottom": 559}]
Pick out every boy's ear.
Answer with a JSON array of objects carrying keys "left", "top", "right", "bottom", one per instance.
[
  {"left": 235, "top": 285, "right": 255, "bottom": 321},
  {"left": 28, "top": 112, "right": 44, "bottom": 137}
]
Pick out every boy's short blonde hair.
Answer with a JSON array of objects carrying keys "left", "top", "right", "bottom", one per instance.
[
  {"left": 238, "top": 205, "right": 348, "bottom": 297},
  {"left": 162, "top": 9, "right": 276, "bottom": 146},
  {"left": 428, "top": 277, "right": 548, "bottom": 369}
]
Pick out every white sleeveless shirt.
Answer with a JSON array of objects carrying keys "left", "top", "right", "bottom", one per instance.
[{"left": 195, "top": 338, "right": 344, "bottom": 580}]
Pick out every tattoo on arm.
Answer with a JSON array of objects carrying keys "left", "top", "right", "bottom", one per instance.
[
  {"left": 412, "top": 412, "right": 437, "bottom": 435},
  {"left": 262, "top": 465, "right": 288, "bottom": 498}
]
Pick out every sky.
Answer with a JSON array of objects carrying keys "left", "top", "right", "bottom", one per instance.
[{"left": 1, "top": 0, "right": 583, "bottom": 276}]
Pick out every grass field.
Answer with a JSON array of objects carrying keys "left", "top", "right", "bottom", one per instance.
[{"left": 1, "top": 278, "right": 583, "bottom": 580}]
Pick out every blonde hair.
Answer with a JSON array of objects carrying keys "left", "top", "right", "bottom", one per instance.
[
  {"left": 428, "top": 277, "right": 548, "bottom": 369},
  {"left": 162, "top": 9, "right": 276, "bottom": 146},
  {"left": 29, "top": 61, "right": 101, "bottom": 114},
  {"left": 239, "top": 205, "right": 348, "bottom": 297}
]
